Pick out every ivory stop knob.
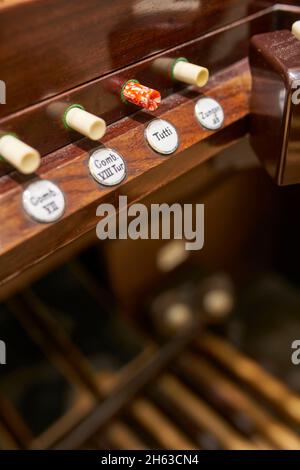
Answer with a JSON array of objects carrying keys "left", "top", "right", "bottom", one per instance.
[
  {"left": 0, "top": 135, "right": 41, "bottom": 174},
  {"left": 64, "top": 106, "right": 106, "bottom": 141},
  {"left": 172, "top": 58, "right": 209, "bottom": 87},
  {"left": 292, "top": 21, "right": 300, "bottom": 41}
]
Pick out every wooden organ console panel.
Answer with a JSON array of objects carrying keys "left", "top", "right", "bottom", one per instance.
[
  {"left": 1, "top": 0, "right": 299, "bottom": 294},
  {"left": 2, "top": 0, "right": 300, "bottom": 454}
]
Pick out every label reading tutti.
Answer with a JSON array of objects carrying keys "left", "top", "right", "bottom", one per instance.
[
  {"left": 195, "top": 97, "right": 224, "bottom": 130},
  {"left": 89, "top": 148, "right": 126, "bottom": 186},
  {"left": 22, "top": 179, "right": 65, "bottom": 223},
  {"left": 145, "top": 119, "right": 179, "bottom": 155}
]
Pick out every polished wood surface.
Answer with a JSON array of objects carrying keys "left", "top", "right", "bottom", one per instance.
[
  {"left": 1, "top": 3, "right": 300, "bottom": 176},
  {"left": 197, "top": 333, "right": 300, "bottom": 425},
  {"left": 0, "top": 59, "right": 250, "bottom": 291},
  {"left": 0, "top": 6, "right": 274, "bottom": 171},
  {"left": 0, "top": 0, "right": 275, "bottom": 118}
]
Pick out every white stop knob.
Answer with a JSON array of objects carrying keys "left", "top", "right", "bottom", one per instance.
[
  {"left": 65, "top": 107, "right": 106, "bottom": 141},
  {"left": 173, "top": 60, "right": 209, "bottom": 87},
  {"left": 0, "top": 135, "right": 41, "bottom": 174},
  {"left": 292, "top": 21, "right": 300, "bottom": 41}
]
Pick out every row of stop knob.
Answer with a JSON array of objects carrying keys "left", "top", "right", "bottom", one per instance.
[{"left": 0, "top": 58, "right": 209, "bottom": 175}]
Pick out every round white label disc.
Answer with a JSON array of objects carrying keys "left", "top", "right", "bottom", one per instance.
[
  {"left": 145, "top": 119, "right": 179, "bottom": 155},
  {"left": 89, "top": 148, "right": 126, "bottom": 186},
  {"left": 22, "top": 179, "right": 65, "bottom": 223},
  {"left": 195, "top": 97, "right": 224, "bottom": 130}
]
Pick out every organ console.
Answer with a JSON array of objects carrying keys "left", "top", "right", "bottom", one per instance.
[
  {"left": 2, "top": 0, "right": 300, "bottom": 454},
  {"left": 153, "top": 58, "right": 209, "bottom": 87},
  {"left": 121, "top": 80, "right": 161, "bottom": 110}
]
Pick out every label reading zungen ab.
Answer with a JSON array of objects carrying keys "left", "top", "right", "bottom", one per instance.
[
  {"left": 89, "top": 148, "right": 126, "bottom": 187},
  {"left": 22, "top": 179, "right": 65, "bottom": 223},
  {"left": 145, "top": 119, "right": 179, "bottom": 155},
  {"left": 195, "top": 97, "right": 224, "bottom": 130}
]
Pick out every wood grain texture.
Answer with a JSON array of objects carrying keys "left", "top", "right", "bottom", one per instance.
[
  {"left": 0, "top": 0, "right": 272, "bottom": 117},
  {"left": 1, "top": 3, "right": 299, "bottom": 179},
  {"left": 1, "top": 2, "right": 299, "bottom": 177},
  {"left": 0, "top": 59, "right": 251, "bottom": 291},
  {"left": 0, "top": 7, "right": 275, "bottom": 173}
]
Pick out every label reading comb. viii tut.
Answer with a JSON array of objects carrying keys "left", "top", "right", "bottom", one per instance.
[{"left": 89, "top": 148, "right": 127, "bottom": 187}]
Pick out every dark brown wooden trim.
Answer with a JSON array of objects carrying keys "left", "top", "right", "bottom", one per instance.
[{"left": 0, "top": 0, "right": 275, "bottom": 117}]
